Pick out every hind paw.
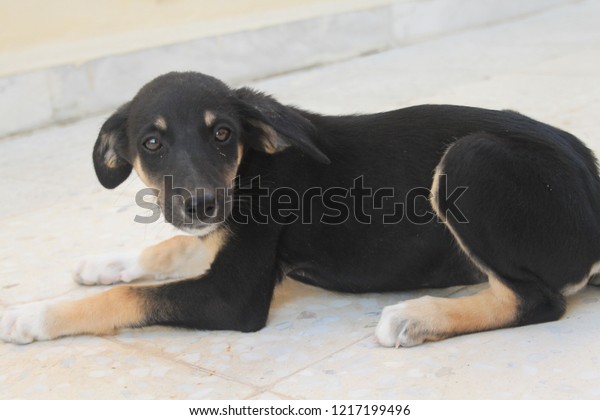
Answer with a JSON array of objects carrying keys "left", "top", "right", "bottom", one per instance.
[{"left": 375, "top": 296, "right": 447, "bottom": 347}]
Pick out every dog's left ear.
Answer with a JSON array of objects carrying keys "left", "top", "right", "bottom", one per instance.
[{"left": 235, "top": 87, "right": 330, "bottom": 164}]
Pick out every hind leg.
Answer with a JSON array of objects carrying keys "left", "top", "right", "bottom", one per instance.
[
  {"left": 376, "top": 273, "right": 523, "bottom": 347},
  {"left": 377, "top": 132, "right": 598, "bottom": 347}
]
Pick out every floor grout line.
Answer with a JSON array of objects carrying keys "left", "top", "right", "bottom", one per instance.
[
  {"left": 100, "top": 321, "right": 376, "bottom": 399},
  {"left": 102, "top": 334, "right": 264, "bottom": 392},
  {"left": 257, "top": 331, "right": 376, "bottom": 397}
]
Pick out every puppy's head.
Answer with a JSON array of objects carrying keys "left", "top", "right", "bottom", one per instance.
[{"left": 93, "top": 72, "right": 328, "bottom": 236}]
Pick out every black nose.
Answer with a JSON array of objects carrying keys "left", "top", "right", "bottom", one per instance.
[{"left": 185, "top": 194, "right": 217, "bottom": 222}]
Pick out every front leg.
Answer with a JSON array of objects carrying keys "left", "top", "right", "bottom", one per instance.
[
  {"left": 1, "top": 224, "right": 281, "bottom": 343},
  {"left": 73, "top": 232, "right": 226, "bottom": 285}
]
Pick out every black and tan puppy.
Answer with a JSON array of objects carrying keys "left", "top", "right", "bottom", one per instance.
[{"left": 2, "top": 71, "right": 600, "bottom": 346}]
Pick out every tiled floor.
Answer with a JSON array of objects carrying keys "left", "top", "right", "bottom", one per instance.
[{"left": 2, "top": 0, "right": 600, "bottom": 399}]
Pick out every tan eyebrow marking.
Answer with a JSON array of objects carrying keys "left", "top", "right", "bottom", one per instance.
[
  {"left": 204, "top": 110, "right": 216, "bottom": 127},
  {"left": 154, "top": 116, "right": 167, "bottom": 131}
]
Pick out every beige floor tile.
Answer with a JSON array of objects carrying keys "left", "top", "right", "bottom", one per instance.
[
  {"left": 0, "top": 337, "right": 257, "bottom": 399},
  {"left": 110, "top": 279, "right": 466, "bottom": 388},
  {"left": 272, "top": 287, "right": 600, "bottom": 399},
  {"left": 248, "top": 391, "right": 296, "bottom": 400}
]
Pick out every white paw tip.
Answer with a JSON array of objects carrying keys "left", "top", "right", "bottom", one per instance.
[
  {"left": 0, "top": 302, "right": 51, "bottom": 344},
  {"left": 375, "top": 304, "right": 428, "bottom": 348},
  {"left": 73, "top": 253, "right": 143, "bottom": 286}
]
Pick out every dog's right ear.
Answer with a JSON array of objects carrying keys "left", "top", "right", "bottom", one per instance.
[{"left": 93, "top": 103, "right": 133, "bottom": 189}]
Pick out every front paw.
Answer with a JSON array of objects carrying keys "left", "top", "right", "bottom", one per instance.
[
  {"left": 1, "top": 302, "right": 51, "bottom": 344},
  {"left": 74, "top": 252, "right": 144, "bottom": 285}
]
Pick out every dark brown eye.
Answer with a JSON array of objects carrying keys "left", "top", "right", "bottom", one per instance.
[
  {"left": 143, "top": 137, "right": 162, "bottom": 151},
  {"left": 215, "top": 127, "right": 231, "bottom": 142}
]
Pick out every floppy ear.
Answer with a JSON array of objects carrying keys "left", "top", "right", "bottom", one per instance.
[
  {"left": 235, "top": 87, "right": 330, "bottom": 164},
  {"left": 93, "top": 102, "right": 133, "bottom": 189}
]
